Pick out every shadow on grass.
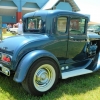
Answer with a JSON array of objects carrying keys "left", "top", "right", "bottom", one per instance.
[{"left": 0, "top": 70, "right": 100, "bottom": 100}]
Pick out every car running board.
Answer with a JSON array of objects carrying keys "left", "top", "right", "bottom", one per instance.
[{"left": 61, "top": 69, "right": 93, "bottom": 79}]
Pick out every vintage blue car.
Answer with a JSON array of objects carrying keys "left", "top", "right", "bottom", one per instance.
[{"left": 0, "top": 10, "right": 100, "bottom": 96}]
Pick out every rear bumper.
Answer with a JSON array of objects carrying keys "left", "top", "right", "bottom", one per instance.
[{"left": 0, "top": 64, "right": 10, "bottom": 76}]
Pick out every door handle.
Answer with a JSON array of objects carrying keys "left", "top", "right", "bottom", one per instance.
[{"left": 70, "top": 36, "right": 74, "bottom": 39}]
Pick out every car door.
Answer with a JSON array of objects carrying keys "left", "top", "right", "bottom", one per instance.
[
  {"left": 66, "top": 17, "right": 88, "bottom": 67},
  {"left": 45, "top": 15, "right": 68, "bottom": 64}
]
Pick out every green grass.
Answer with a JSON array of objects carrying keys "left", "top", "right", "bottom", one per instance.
[
  {"left": 2, "top": 32, "right": 15, "bottom": 39},
  {"left": 0, "top": 71, "right": 100, "bottom": 100}
]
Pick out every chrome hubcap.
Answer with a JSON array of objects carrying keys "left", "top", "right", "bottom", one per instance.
[
  {"left": 34, "top": 64, "right": 56, "bottom": 92},
  {"left": 36, "top": 69, "right": 50, "bottom": 86}
]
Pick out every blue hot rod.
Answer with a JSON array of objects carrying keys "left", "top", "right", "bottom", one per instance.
[{"left": 0, "top": 10, "right": 100, "bottom": 96}]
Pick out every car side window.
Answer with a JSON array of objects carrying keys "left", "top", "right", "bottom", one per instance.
[
  {"left": 57, "top": 16, "right": 67, "bottom": 35},
  {"left": 69, "top": 18, "right": 86, "bottom": 34}
]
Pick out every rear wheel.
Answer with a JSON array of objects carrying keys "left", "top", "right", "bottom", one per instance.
[{"left": 22, "top": 58, "right": 59, "bottom": 96}]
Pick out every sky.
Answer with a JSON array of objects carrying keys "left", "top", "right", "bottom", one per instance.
[{"left": 74, "top": 0, "right": 100, "bottom": 23}]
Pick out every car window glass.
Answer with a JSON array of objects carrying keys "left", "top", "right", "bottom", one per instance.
[
  {"left": 69, "top": 18, "right": 85, "bottom": 34},
  {"left": 27, "top": 17, "right": 42, "bottom": 30},
  {"left": 57, "top": 17, "right": 67, "bottom": 34}
]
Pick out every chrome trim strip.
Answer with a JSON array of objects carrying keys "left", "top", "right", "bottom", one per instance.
[{"left": 62, "top": 69, "right": 92, "bottom": 79}]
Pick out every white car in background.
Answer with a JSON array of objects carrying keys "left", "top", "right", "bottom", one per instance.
[{"left": 9, "top": 28, "right": 18, "bottom": 34}]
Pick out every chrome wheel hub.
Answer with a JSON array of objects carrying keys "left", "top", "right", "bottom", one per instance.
[
  {"left": 34, "top": 64, "right": 56, "bottom": 92},
  {"left": 36, "top": 69, "right": 49, "bottom": 85}
]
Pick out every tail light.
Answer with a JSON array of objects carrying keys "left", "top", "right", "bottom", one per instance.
[
  {"left": 1, "top": 54, "right": 11, "bottom": 63},
  {"left": 2, "top": 56, "right": 11, "bottom": 62}
]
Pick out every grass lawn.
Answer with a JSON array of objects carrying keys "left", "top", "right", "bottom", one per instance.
[
  {"left": 2, "top": 31, "right": 15, "bottom": 39},
  {"left": 0, "top": 70, "right": 100, "bottom": 100}
]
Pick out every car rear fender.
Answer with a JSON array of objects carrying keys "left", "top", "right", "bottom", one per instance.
[{"left": 13, "top": 50, "right": 60, "bottom": 83}]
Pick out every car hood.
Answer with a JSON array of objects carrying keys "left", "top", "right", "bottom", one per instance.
[
  {"left": 87, "top": 32, "right": 100, "bottom": 40},
  {"left": 0, "top": 34, "right": 48, "bottom": 53}
]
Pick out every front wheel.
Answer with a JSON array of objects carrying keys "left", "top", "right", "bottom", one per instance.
[{"left": 22, "top": 58, "right": 59, "bottom": 96}]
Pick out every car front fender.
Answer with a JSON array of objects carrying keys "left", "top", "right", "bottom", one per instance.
[
  {"left": 13, "top": 50, "right": 60, "bottom": 83},
  {"left": 92, "top": 52, "right": 100, "bottom": 71},
  {"left": 87, "top": 52, "right": 100, "bottom": 71}
]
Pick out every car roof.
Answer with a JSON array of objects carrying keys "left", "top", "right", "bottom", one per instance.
[{"left": 23, "top": 10, "right": 89, "bottom": 19}]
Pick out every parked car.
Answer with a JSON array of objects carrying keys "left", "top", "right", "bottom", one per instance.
[
  {"left": 95, "top": 27, "right": 100, "bottom": 34},
  {"left": 9, "top": 27, "right": 18, "bottom": 34},
  {"left": 87, "top": 24, "right": 100, "bottom": 33},
  {"left": 0, "top": 10, "right": 100, "bottom": 96}
]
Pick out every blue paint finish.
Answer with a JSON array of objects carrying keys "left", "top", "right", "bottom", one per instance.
[
  {"left": 56, "top": 2, "right": 72, "bottom": 11},
  {"left": 0, "top": 33, "right": 53, "bottom": 70},
  {"left": 0, "top": 32, "right": 1, "bottom": 39},
  {"left": 23, "top": 2, "right": 39, "bottom": 8},
  {"left": 86, "top": 14, "right": 90, "bottom": 21},
  {"left": 13, "top": 0, "right": 22, "bottom": 11},
  {"left": 13, "top": 50, "right": 60, "bottom": 83},
  {"left": 0, "top": 0, "right": 72, "bottom": 13},
  {"left": 0, "top": 0, "right": 48, "bottom": 11},
  {"left": 0, "top": 16, "right": 2, "bottom": 39},
  {"left": 35, "top": 0, "right": 48, "bottom": 8},
  {"left": 21, "top": 0, "right": 48, "bottom": 8},
  {"left": 91, "top": 52, "right": 100, "bottom": 71},
  {"left": 0, "top": 1, "right": 16, "bottom": 7},
  {"left": 13, "top": 0, "right": 48, "bottom": 11},
  {"left": 1, "top": 15, "right": 16, "bottom": 23},
  {"left": 94, "top": 53, "right": 100, "bottom": 71},
  {"left": 2, "top": 24, "right": 7, "bottom": 28}
]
